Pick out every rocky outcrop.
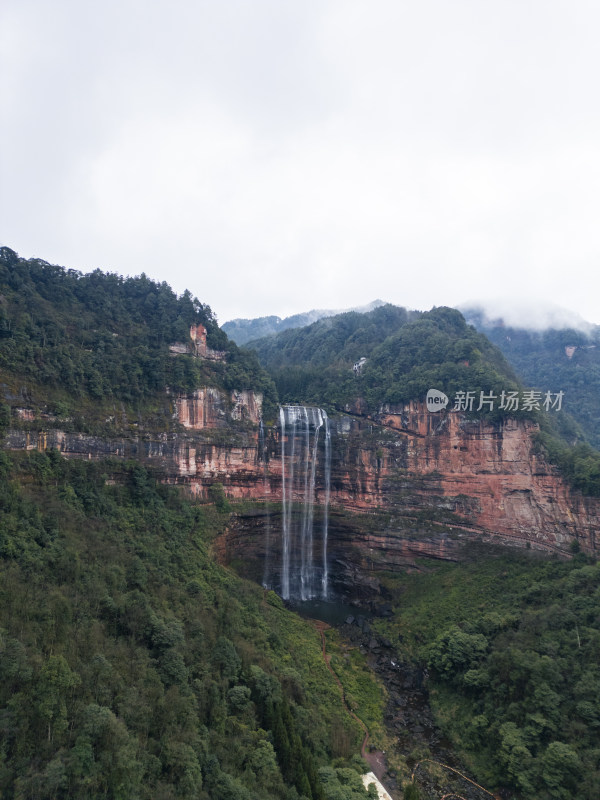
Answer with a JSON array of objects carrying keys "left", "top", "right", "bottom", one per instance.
[
  {"left": 169, "top": 324, "right": 226, "bottom": 361},
  {"left": 230, "top": 390, "right": 263, "bottom": 423},
  {"left": 175, "top": 387, "right": 227, "bottom": 429},
  {"left": 174, "top": 387, "right": 262, "bottom": 429},
  {"left": 189, "top": 323, "right": 226, "bottom": 361}
]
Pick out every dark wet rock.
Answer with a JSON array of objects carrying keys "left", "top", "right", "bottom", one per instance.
[
  {"left": 338, "top": 622, "right": 493, "bottom": 800},
  {"left": 336, "top": 603, "right": 480, "bottom": 794}
]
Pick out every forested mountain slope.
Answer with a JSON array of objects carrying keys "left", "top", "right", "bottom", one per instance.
[
  {"left": 464, "top": 307, "right": 600, "bottom": 450},
  {"left": 0, "top": 249, "right": 375, "bottom": 800},
  {"left": 0, "top": 246, "right": 277, "bottom": 426},
  {"left": 0, "top": 449, "right": 375, "bottom": 799},
  {"left": 378, "top": 550, "right": 600, "bottom": 800},
  {"left": 249, "top": 305, "right": 520, "bottom": 413}
]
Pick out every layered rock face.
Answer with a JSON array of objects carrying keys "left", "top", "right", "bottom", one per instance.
[
  {"left": 6, "top": 398, "right": 600, "bottom": 594},
  {"left": 214, "top": 404, "right": 600, "bottom": 593},
  {"left": 174, "top": 388, "right": 263, "bottom": 429},
  {"left": 330, "top": 403, "right": 600, "bottom": 555},
  {"left": 169, "top": 324, "right": 226, "bottom": 361}
]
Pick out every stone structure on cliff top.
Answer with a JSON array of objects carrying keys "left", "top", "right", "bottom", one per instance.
[{"left": 169, "top": 323, "right": 226, "bottom": 361}]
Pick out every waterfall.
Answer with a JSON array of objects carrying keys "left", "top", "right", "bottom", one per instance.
[
  {"left": 259, "top": 419, "right": 272, "bottom": 589},
  {"left": 322, "top": 411, "right": 331, "bottom": 600},
  {"left": 279, "top": 405, "right": 331, "bottom": 601},
  {"left": 280, "top": 407, "right": 290, "bottom": 599}
]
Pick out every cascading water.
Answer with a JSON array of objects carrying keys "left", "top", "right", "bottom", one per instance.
[
  {"left": 322, "top": 411, "right": 331, "bottom": 600},
  {"left": 279, "top": 405, "right": 331, "bottom": 601},
  {"left": 259, "top": 419, "right": 272, "bottom": 589}
]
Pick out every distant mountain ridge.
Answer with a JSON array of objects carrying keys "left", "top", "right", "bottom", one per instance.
[
  {"left": 222, "top": 299, "right": 386, "bottom": 345},
  {"left": 463, "top": 305, "right": 600, "bottom": 449}
]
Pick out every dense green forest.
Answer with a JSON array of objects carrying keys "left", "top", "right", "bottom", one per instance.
[
  {"left": 250, "top": 303, "right": 600, "bottom": 495},
  {"left": 378, "top": 550, "right": 600, "bottom": 799},
  {"left": 464, "top": 308, "right": 600, "bottom": 450},
  {"left": 0, "top": 447, "right": 376, "bottom": 800},
  {"left": 248, "top": 304, "right": 417, "bottom": 373},
  {"left": 250, "top": 305, "right": 522, "bottom": 414},
  {"left": 0, "top": 247, "right": 277, "bottom": 423}
]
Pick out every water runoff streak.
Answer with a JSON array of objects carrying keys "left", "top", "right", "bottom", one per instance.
[
  {"left": 258, "top": 419, "right": 272, "bottom": 590},
  {"left": 279, "top": 405, "right": 331, "bottom": 601}
]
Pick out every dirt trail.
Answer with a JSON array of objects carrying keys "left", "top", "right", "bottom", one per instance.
[
  {"left": 311, "top": 620, "right": 370, "bottom": 758},
  {"left": 310, "top": 619, "right": 387, "bottom": 777}
]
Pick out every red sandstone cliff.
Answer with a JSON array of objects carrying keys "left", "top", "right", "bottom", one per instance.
[
  {"left": 174, "top": 387, "right": 263, "bottom": 429},
  {"left": 334, "top": 404, "right": 600, "bottom": 556},
  {"left": 208, "top": 404, "right": 600, "bottom": 556},
  {"left": 211, "top": 404, "right": 600, "bottom": 588},
  {"left": 6, "top": 401, "right": 600, "bottom": 586}
]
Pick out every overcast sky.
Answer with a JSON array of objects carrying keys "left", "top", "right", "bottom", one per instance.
[{"left": 2, "top": 0, "right": 600, "bottom": 326}]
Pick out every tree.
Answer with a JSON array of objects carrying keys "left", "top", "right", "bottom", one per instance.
[
  {"left": 0, "top": 403, "right": 10, "bottom": 433},
  {"left": 428, "top": 626, "right": 488, "bottom": 680},
  {"left": 37, "top": 655, "right": 81, "bottom": 743},
  {"left": 497, "top": 722, "right": 535, "bottom": 795},
  {"left": 211, "top": 636, "right": 241, "bottom": 683},
  {"left": 541, "top": 741, "right": 580, "bottom": 799}
]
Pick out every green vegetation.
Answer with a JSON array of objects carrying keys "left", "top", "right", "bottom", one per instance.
[
  {"left": 250, "top": 304, "right": 418, "bottom": 408},
  {"left": 377, "top": 552, "right": 600, "bottom": 799},
  {"left": 466, "top": 310, "right": 600, "bottom": 449},
  {"left": 252, "top": 303, "right": 600, "bottom": 494},
  {"left": 360, "top": 307, "right": 521, "bottom": 414},
  {"left": 0, "top": 449, "right": 372, "bottom": 799},
  {"left": 325, "top": 630, "right": 387, "bottom": 751},
  {"left": 251, "top": 305, "right": 523, "bottom": 417},
  {"left": 533, "top": 431, "right": 600, "bottom": 496},
  {"left": 319, "top": 762, "right": 378, "bottom": 800},
  {"left": 0, "top": 247, "right": 277, "bottom": 423}
]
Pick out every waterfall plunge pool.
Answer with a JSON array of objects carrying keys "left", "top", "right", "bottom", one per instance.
[{"left": 288, "top": 598, "right": 370, "bottom": 627}]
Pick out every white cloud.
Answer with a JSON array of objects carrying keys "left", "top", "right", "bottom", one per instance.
[{"left": 2, "top": 0, "right": 600, "bottom": 324}]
